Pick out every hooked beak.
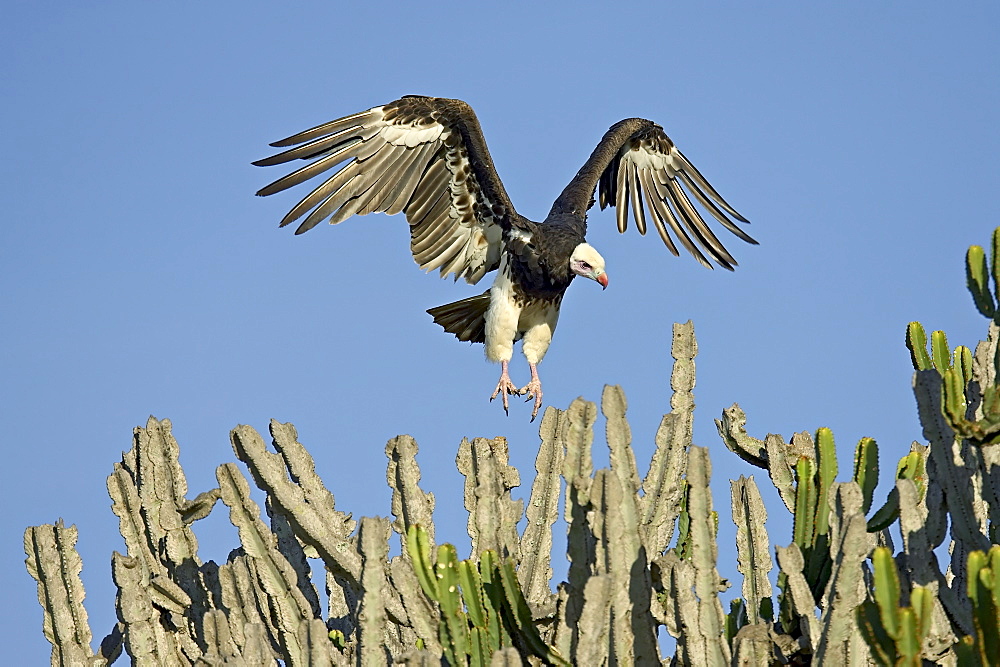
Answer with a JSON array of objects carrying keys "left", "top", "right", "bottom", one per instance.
[{"left": 595, "top": 272, "right": 608, "bottom": 290}]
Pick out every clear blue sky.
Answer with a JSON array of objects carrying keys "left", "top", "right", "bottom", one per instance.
[{"left": 4, "top": 2, "right": 998, "bottom": 659}]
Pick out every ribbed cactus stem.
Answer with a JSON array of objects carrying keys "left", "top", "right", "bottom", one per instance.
[
  {"left": 517, "top": 408, "right": 563, "bottom": 608},
  {"left": 386, "top": 434, "right": 436, "bottom": 546},
  {"left": 730, "top": 476, "right": 773, "bottom": 624},
  {"left": 457, "top": 437, "right": 523, "bottom": 559},
  {"left": 23, "top": 521, "right": 97, "bottom": 665}
]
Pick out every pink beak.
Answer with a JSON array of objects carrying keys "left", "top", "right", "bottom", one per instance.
[{"left": 597, "top": 273, "right": 609, "bottom": 289}]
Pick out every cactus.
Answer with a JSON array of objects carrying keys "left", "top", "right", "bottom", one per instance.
[
  {"left": 25, "top": 229, "right": 1000, "bottom": 664},
  {"left": 856, "top": 547, "right": 933, "bottom": 666},
  {"left": 405, "top": 524, "right": 566, "bottom": 666},
  {"left": 866, "top": 448, "right": 927, "bottom": 532},
  {"left": 956, "top": 546, "right": 1000, "bottom": 665}
]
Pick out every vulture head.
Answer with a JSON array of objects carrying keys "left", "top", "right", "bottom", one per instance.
[{"left": 570, "top": 243, "right": 609, "bottom": 289}]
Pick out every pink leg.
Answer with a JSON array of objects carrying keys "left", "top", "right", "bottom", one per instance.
[
  {"left": 490, "top": 360, "right": 519, "bottom": 415},
  {"left": 519, "top": 362, "right": 543, "bottom": 421}
]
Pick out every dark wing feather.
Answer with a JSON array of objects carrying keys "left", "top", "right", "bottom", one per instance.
[
  {"left": 550, "top": 118, "right": 756, "bottom": 270},
  {"left": 254, "top": 96, "right": 517, "bottom": 284}
]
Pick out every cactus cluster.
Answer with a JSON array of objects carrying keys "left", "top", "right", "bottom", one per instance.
[{"left": 23, "top": 228, "right": 1000, "bottom": 664}]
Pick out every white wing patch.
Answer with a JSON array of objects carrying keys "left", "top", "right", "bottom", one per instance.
[
  {"left": 255, "top": 101, "right": 506, "bottom": 285},
  {"left": 381, "top": 123, "right": 444, "bottom": 148}
]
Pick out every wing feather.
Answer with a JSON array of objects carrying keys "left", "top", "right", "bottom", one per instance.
[
  {"left": 380, "top": 142, "right": 437, "bottom": 216},
  {"left": 627, "top": 161, "right": 646, "bottom": 235},
  {"left": 256, "top": 139, "right": 363, "bottom": 197},
  {"left": 268, "top": 109, "right": 379, "bottom": 147},
  {"left": 615, "top": 156, "right": 629, "bottom": 233},
  {"left": 552, "top": 118, "right": 755, "bottom": 269},
  {"left": 649, "top": 174, "right": 712, "bottom": 268},
  {"left": 664, "top": 176, "right": 737, "bottom": 268},
  {"left": 638, "top": 168, "right": 679, "bottom": 255},
  {"left": 663, "top": 177, "right": 732, "bottom": 269},
  {"left": 410, "top": 199, "right": 455, "bottom": 254},
  {"left": 675, "top": 169, "right": 758, "bottom": 245},
  {"left": 255, "top": 97, "right": 518, "bottom": 284},
  {"left": 673, "top": 150, "right": 749, "bottom": 222}
]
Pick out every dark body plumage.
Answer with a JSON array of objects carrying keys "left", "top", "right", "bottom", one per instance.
[{"left": 255, "top": 96, "right": 756, "bottom": 417}]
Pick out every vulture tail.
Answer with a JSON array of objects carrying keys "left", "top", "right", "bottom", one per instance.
[{"left": 427, "top": 290, "right": 491, "bottom": 344}]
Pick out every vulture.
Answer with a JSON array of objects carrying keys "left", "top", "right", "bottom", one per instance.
[{"left": 254, "top": 96, "right": 756, "bottom": 419}]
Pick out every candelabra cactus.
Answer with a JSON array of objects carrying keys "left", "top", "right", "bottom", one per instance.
[{"left": 23, "top": 227, "right": 1000, "bottom": 664}]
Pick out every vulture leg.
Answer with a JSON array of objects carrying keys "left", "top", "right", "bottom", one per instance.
[
  {"left": 519, "top": 363, "right": 543, "bottom": 422},
  {"left": 490, "top": 360, "right": 519, "bottom": 415}
]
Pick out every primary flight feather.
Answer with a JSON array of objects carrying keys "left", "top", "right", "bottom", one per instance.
[{"left": 255, "top": 95, "right": 756, "bottom": 419}]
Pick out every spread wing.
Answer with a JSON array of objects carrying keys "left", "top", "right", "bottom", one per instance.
[
  {"left": 254, "top": 96, "right": 519, "bottom": 284},
  {"left": 551, "top": 118, "right": 757, "bottom": 270}
]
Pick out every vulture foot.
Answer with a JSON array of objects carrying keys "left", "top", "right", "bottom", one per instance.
[
  {"left": 490, "top": 360, "right": 519, "bottom": 416},
  {"left": 520, "top": 363, "right": 543, "bottom": 422}
]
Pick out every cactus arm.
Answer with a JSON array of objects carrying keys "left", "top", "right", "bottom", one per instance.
[
  {"left": 814, "top": 484, "right": 875, "bottom": 663},
  {"left": 200, "top": 609, "right": 242, "bottom": 663},
  {"left": 967, "top": 243, "right": 996, "bottom": 318},
  {"left": 497, "top": 558, "right": 569, "bottom": 666},
  {"left": 730, "top": 476, "right": 773, "bottom": 624},
  {"left": 895, "top": 478, "right": 962, "bottom": 650},
  {"left": 357, "top": 517, "right": 392, "bottom": 667},
  {"left": 459, "top": 558, "right": 488, "bottom": 630},
  {"left": 716, "top": 403, "right": 767, "bottom": 468},
  {"left": 517, "top": 408, "right": 563, "bottom": 608},
  {"left": 913, "top": 371, "right": 991, "bottom": 554},
  {"left": 217, "top": 462, "right": 319, "bottom": 662},
  {"left": 867, "top": 450, "right": 927, "bottom": 532},
  {"left": 872, "top": 547, "right": 902, "bottom": 640},
  {"left": 23, "top": 522, "right": 95, "bottom": 665},
  {"left": 456, "top": 437, "right": 524, "bottom": 559},
  {"left": 805, "top": 428, "right": 837, "bottom": 593},
  {"left": 852, "top": 437, "right": 879, "bottom": 515},
  {"left": 765, "top": 433, "right": 799, "bottom": 513},
  {"left": 906, "top": 322, "right": 932, "bottom": 371},
  {"left": 603, "top": 385, "right": 641, "bottom": 503},
  {"left": 640, "top": 321, "right": 697, "bottom": 556},
  {"left": 389, "top": 554, "right": 441, "bottom": 655},
  {"left": 574, "top": 574, "right": 612, "bottom": 665},
  {"left": 435, "top": 544, "right": 470, "bottom": 665},
  {"left": 931, "top": 330, "right": 952, "bottom": 373},
  {"left": 775, "top": 544, "right": 820, "bottom": 645},
  {"left": 639, "top": 411, "right": 691, "bottom": 557},
  {"left": 792, "top": 457, "right": 817, "bottom": 551},
  {"left": 229, "top": 424, "right": 362, "bottom": 587},
  {"left": 386, "top": 434, "right": 436, "bottom": 546},
  {"left": 856, "top": 599, "right": 895, "bottom": 665},
  {"left": 589, "top": 468, "right": 660, "bottom": 662},
  {"left": 685, "top": 447, "right": 732, "bottom": 664}
]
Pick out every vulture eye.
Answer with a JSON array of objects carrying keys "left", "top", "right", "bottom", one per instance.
[{"left": 581, "top": 262, "right": 591, "bottom": 270}]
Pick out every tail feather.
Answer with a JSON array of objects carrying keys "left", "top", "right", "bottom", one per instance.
[{"left": 427, "top": 290, "right": 491, "bottom": 343}]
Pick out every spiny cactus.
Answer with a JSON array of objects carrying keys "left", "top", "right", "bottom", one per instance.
[{"left": 24, "top": 228, "right": 1000, "bottom": 665}]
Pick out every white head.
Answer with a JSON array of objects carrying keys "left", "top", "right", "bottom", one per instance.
[{"left": 569, "top": 243, "right": 609, "bottom": 289}]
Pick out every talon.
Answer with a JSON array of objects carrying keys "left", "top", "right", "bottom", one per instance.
[
  {"left": 490, "top": 360, "right": 518, "bottom": 416},
  {"left": 520, "top": 362, "right": 544, "bottom": 421}
]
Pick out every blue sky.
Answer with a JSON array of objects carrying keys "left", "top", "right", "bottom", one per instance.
[{"left": 4, "top": 2, "right": 999, "bottom": 660}]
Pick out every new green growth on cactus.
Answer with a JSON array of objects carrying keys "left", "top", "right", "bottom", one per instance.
[
  {"left": 856, "top": 547, "right": 933, "bottom": 666},
  {"left": 955, "top": 546, "right": 1000, "bottom": 666},
  {"left": 405, "top": 524, "right": 567, "bottom": 666}
]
